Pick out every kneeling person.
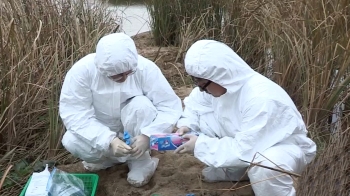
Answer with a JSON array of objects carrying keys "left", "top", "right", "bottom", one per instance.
[
  {"left": 174, "top": 40, "right": 316, "bottom": 196},
  {"left": 59, "top": 33, "right": 183, "bottom": 187}
]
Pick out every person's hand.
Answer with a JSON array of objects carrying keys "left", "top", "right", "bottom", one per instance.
[
  {"left": 130, "top": 134, "right": 150, "bottom": 159},
  {"left": 110, "top": 137, "right": 133, "bottom": 157},
  {"left": 174, "top": 134, "right": 198, "bottom": 154},
  {"left": 176, "top": 126, "right": 190, "bottom": 136}
]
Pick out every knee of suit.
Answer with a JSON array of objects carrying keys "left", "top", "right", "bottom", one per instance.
[
  {"left": 121, "top": 96, "right": 157, "bottom": 136},
  {"left": 62, "top": 131, "right": 106, "bottom": 163}
]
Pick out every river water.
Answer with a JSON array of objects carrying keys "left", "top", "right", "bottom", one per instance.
[{"left": 103, "top": 0, "right": 150, "bottom": 36}]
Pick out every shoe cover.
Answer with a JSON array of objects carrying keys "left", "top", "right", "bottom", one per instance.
[
  {"left": 127, "top": 153, "right": 159, "bottom": 187},
  {"left": 202, "top": 166, "right": 249, "bottom": 182},
  {"left": 82, "top": 160, "right": 115, "bottom": 171}
]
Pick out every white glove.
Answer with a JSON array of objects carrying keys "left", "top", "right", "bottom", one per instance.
[
  {"left": 110, "top": 137, "right": 133, "bottom": 157},
  {"left": 130, "top": 134, "right": 150, "bottom": 159},
  {"left": 176, "top": 126, "right": 190, "bottom": 136},
  {"left": 174, "top": 134, "right": 198, "bottom": 154}
]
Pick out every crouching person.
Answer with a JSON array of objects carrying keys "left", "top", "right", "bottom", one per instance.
[
  {"left": 174, "top": 40, "right": 316, "bottom": 196},
  {"left": 59, "top": 33, "right": 183, "bottom": 187}
]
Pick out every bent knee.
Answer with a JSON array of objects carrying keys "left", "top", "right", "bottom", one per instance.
[
  {"left": 61, "top": 131, "right": 77, "bottom": 153},
  {"left": 122, "top": 96, "right": 157, "bottom": 115},
  {"left": 248, "top": 162, "right": 284, "bottom": 180},
  {"left": 62, "top": 131, "right": 104, "bottom": 163},
  {"left": 121, "top": 96, "right": 157, "bottom": 134},
  {"left": 248, "top": 162, "right": 296, "bottom": 196}
]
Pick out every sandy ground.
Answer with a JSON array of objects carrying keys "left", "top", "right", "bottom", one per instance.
[
  {"left": 58, "top": 151, "right": 253, "bottom": 196},
  {"left": 58, "top": 32, "right": 254, "bottom": 196}
]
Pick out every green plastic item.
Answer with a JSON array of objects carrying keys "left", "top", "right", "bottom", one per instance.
[{"left": 19, "top": 173, "right": 99, "bottom": 196}]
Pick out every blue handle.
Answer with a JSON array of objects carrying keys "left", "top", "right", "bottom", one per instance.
[{"left": 123, "top": 131, "right": 131, "bottom": 145}]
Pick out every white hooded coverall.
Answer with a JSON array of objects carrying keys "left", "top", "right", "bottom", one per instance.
[
  {"left": 59, "top": 33, "right": 182, "bottom": 187},
  {"left": 177, "top": 40, "right": 317, "bottom": 196}
]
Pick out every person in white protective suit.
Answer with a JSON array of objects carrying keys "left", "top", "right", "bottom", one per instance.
[
  {"left": 174, "top": 40, "right": 317, "bottom": 196},
  {"left": 59, "top": 33, "right": 183, "bottom": 187}
]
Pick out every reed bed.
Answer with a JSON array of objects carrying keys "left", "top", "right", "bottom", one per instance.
[
  {"left": 0, "top": 0, "right": 118, "bottom": 194},
  {"left": 147, "top": 0, "right": 350, "bottom": 194}
]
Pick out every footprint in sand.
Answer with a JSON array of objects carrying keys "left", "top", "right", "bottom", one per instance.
[{"left": 160, "top": 168, "right": 176, "bottom": 177}]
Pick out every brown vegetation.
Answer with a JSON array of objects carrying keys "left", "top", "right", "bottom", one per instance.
[{"left": 1, "top": 0, "right": 349, "bottom": 195}]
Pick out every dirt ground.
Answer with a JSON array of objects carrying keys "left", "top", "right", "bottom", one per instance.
[
  {"left": 58, "top": 151, "right": 253, "bottom": 196},
  {"left": 133, "top": 32, "right": 191, "bottom": 89},
  {"left": 58, "top": 32, "right": 254, "bottom": 196}
]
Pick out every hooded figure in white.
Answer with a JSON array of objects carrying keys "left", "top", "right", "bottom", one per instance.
[
  {"left": 174, "top": 40, "right": 317, "bottom": 196},
  {"left": 59, "top": 33, "right": 182, "bottom": 187}
]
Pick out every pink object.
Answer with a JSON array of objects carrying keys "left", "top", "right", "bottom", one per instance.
[{"left": 150, "top": 133, "right": 188, "bottom": 151}]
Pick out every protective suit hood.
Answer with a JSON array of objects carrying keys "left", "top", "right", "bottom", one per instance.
[
  {"left": 94, "top": 33, "right": 138, "bottom": 76},
  {"left": 184, "top": 40, "right": 256, "bottom": 93}
]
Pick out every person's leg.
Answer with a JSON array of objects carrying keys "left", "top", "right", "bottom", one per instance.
[
  {"left": 198, "top": 112, "right": 250, "bottom": 182},
  {"left": 248, "top": 143, "right": 307, "bottom": 196},
  {"left": 120, "top": 95, "right": 159, "bottom": 187},
  {"left": 61, "top": 131, "right": 117, "bottom": 171},
  {"left": 121, "top": 95, "right": 157, "bottom": 138}
]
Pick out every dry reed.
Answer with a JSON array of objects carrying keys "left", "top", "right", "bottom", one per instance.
[
  {"left": 0, "top": 0, "right": 118, "bottom": 195},
  {"left": 148, "top": 0, "right": 350, "bottom": 195},
  {"left": 0, "top": 0, "right": 349, "bottom": 195}
]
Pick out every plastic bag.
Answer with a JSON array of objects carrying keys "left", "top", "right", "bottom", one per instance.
[{"left": 46, "top": 168, "right": 87, "bottom": 196}]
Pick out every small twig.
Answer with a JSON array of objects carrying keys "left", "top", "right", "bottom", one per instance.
[
  {"left": 0, "top": 165, "right": 13, "bottom": 191},
  {"left": 255, "top": 152, "right": 286, "bottom": 172},
  {"left": 112, "top": 24, "right": 120, "bottom": 33},
  {"left": 224, "top": 152, "right": 260, "bottom": 194},
  {"left": 193, "top": 173, "right": 287, "bottom": 192},
  {"left": 168, "top": 62, "right": 186, "bottom": 85},
  {"left": 240, "top": 160, "right": 301, "bottom": 177},
  {"left": 32, "top": 20, "right": 43, "bottom": 49},
  {"left": 153, "top": 46, "right": 162, "bottom": 62},
  {"left": 3, "top": 175, "right": 22, "bottom": 187}
]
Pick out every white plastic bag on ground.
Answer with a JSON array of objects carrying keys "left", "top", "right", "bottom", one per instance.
[
  {"left": 46, "top": 168, "right": 87, "bottom": 196},
  {"left": 25, "top": 164, "right": 51, "bottom": 196}
]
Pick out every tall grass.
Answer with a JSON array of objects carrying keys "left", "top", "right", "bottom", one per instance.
[
  {"left": 258, "top": 0, "right": 350, "bottom": 143},
  {"left": 148, "top": 0, "right": 350, "bottom": 194},
  {"left": 146, "top": 0, "right": 267, "bottom": 71},
  {"left": 0, "top": 0, "right": 349, "bottom": 194},
  {"left": 148, "top": 0, "right": 350, "bottom": 144},
  {"left": 0, "top": 0, "right": 118, "bottom": 194},
  {"left": 146, "top": 0, "right": 225, "bottom": 46}
]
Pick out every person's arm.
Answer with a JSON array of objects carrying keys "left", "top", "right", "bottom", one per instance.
[
  {"left": 139, "top": 61, "right": 183, "bottom": 136},
  {"left": 59, "top": 60, "right": 116, "bottom": 153},
  {"left": 176, "top": 87, "right": 213, "bottom": 132},
  {"left": 193, "top": 98, "right": 299, "bottom": 168}
]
